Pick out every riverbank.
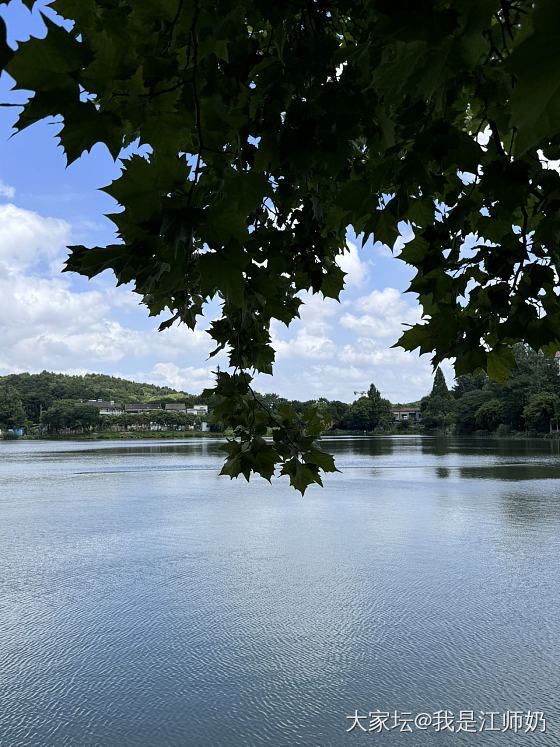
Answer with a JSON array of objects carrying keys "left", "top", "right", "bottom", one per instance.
[
  {"left": 9, "top": 426, "right": 560, "bottom": 441},
  {"left": 18, "top": 430, "right": 225, "bottom": 441}
]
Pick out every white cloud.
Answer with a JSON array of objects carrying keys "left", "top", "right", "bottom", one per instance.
[
  {"left": 150, "top": 323, "right": 216, "bottom": 361},
  {"left": 475, "top": 126, "right": 491, "bottom": 148},
  {"left": 270, "top": 291, "right": 340, "bottom": 360},
  {"left": 255, "top": 354, "right": 433, "bottom": 403},
  {"left": 0, "top": 270, "right": 126, "bottom": 371},
  {"left": 274, "top": 329, "right": 337, "bottom": 361},
  {"left": 374, "top": 223, "right": 415, "bottom": 258},
  {"left": 0, "top": 181, "right": 15, "bottom": 199},
  {"left": 393, "top": 225, "right": 415, "bottom": 253},
  {"left": 261, "top": 286, "right": 451, "bottom": 402},
  {"left": 0, "top": 268, "right": 214, "bottom": 372},
  {"left": 537, "top": 148, "right": 560, "bottom": 173},
  {"left": 0, "top": 203, "right": 70, "bottom": 272},
  {"left": 101, "top": 285, "right": 143, "bottom": 310},
  {"left": 256, "top": 346, "right": 453, "bottom": 404},
  {"left": 340, "top": 287, "right": 422, "bottom": 339},
  {"left": 300, "top": 291, "right": 340, "bottom": 322},
  {"left": 336, "top": 240, "right": 370, "bottom": 286},
  {"left": 123, "top": 362, "right": 216, "bottom": 394},
  {"left": 0, "top": 203, "right": 215, "bottom": 375}
]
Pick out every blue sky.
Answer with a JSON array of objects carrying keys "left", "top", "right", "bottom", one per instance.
[{"left": 0, "top": 0, "right": 454, "bottom": 402}]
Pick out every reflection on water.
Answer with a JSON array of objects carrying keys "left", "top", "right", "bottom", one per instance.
[
  {"left": 458, "top": 463, "right": 560, "bottom": 481},
  {"left": 0, "top": 436, "right": 559, "bottom": 746},
  {"left": 322, "top": 434, "right": 396, "bottom": 463},
  {"left": 16, "top": 437, "right": 226, "bottom": 461}
]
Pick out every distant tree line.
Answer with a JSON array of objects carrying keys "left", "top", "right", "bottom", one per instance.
[
  {"left": 0, "top": 373, "right": 396, "bottom": 435},
  {"left": 2, "top": 347, "right": 560, "bottom": 435},
  {"left": 0, "top": 372, "right": 212, "bottom": 435},
  {"left": 420, "top": 344, "right": 560, "bottom": 435},
  {"left": 253, "top": 384, "right": 394, "bottom": 432},
  {"left": 259, "top": 345, "right": 560, "bottom": 436},
  {"left": 0, "top": 371, "right": 201, "bottom": 422}
]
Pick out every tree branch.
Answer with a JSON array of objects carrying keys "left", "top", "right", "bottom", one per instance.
[
  {"left": 188, "top": 0, "right": 203, "bottom": 201},
  {"left": 489, "top": 120, "right": 506, "bottom": 156}
]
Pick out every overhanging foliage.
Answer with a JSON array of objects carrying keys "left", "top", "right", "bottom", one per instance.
[{"left": 2, "top": 0, "right": 560, "bottom": 490}]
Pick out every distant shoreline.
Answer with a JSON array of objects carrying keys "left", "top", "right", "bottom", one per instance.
[
  {"left": 18, "top": 431, "right": 224, "bottom": 441},
  {"left": 14, "top": 430, "right": 560, "bottom": 442}
]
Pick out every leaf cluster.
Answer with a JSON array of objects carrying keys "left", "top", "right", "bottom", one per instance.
[
  {"left": 4, "top": 0, "right": 560, "bottom": 488},
  {"left": 209, "top": 371, "right": 338, "bottom": 494}
]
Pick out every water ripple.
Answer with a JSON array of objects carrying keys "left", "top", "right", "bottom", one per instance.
[{"left": 0, "top": 437, "right": 558, "bottom": 746}]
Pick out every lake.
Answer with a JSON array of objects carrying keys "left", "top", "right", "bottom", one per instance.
[{"left": 0, "top": 436, "right": 559, "bottom": 746}]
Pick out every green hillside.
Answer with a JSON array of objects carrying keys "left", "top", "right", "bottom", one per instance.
[{"left": 0, "top": 371, "right": 197, "bottom": 422}]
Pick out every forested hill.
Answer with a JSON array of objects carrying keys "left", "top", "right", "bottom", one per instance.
[{"left": 0, "top": 371, "right": 196, "bottom": 422}]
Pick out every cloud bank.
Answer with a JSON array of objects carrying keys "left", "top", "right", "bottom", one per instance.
[{"left": 0, "top": 201, "right": 452, "bottom": 401}]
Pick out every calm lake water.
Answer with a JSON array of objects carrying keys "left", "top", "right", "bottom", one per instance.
[{"left": 0, "top": 436, "right": 559, "bottom": 746}]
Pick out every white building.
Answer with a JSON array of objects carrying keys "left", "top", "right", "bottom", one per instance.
[
  {"left": 187, "top": 404, "right": 208, "bottom": 415},
  {"left": 85, "top": 400, "right": 124, "bottom": 415}
]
